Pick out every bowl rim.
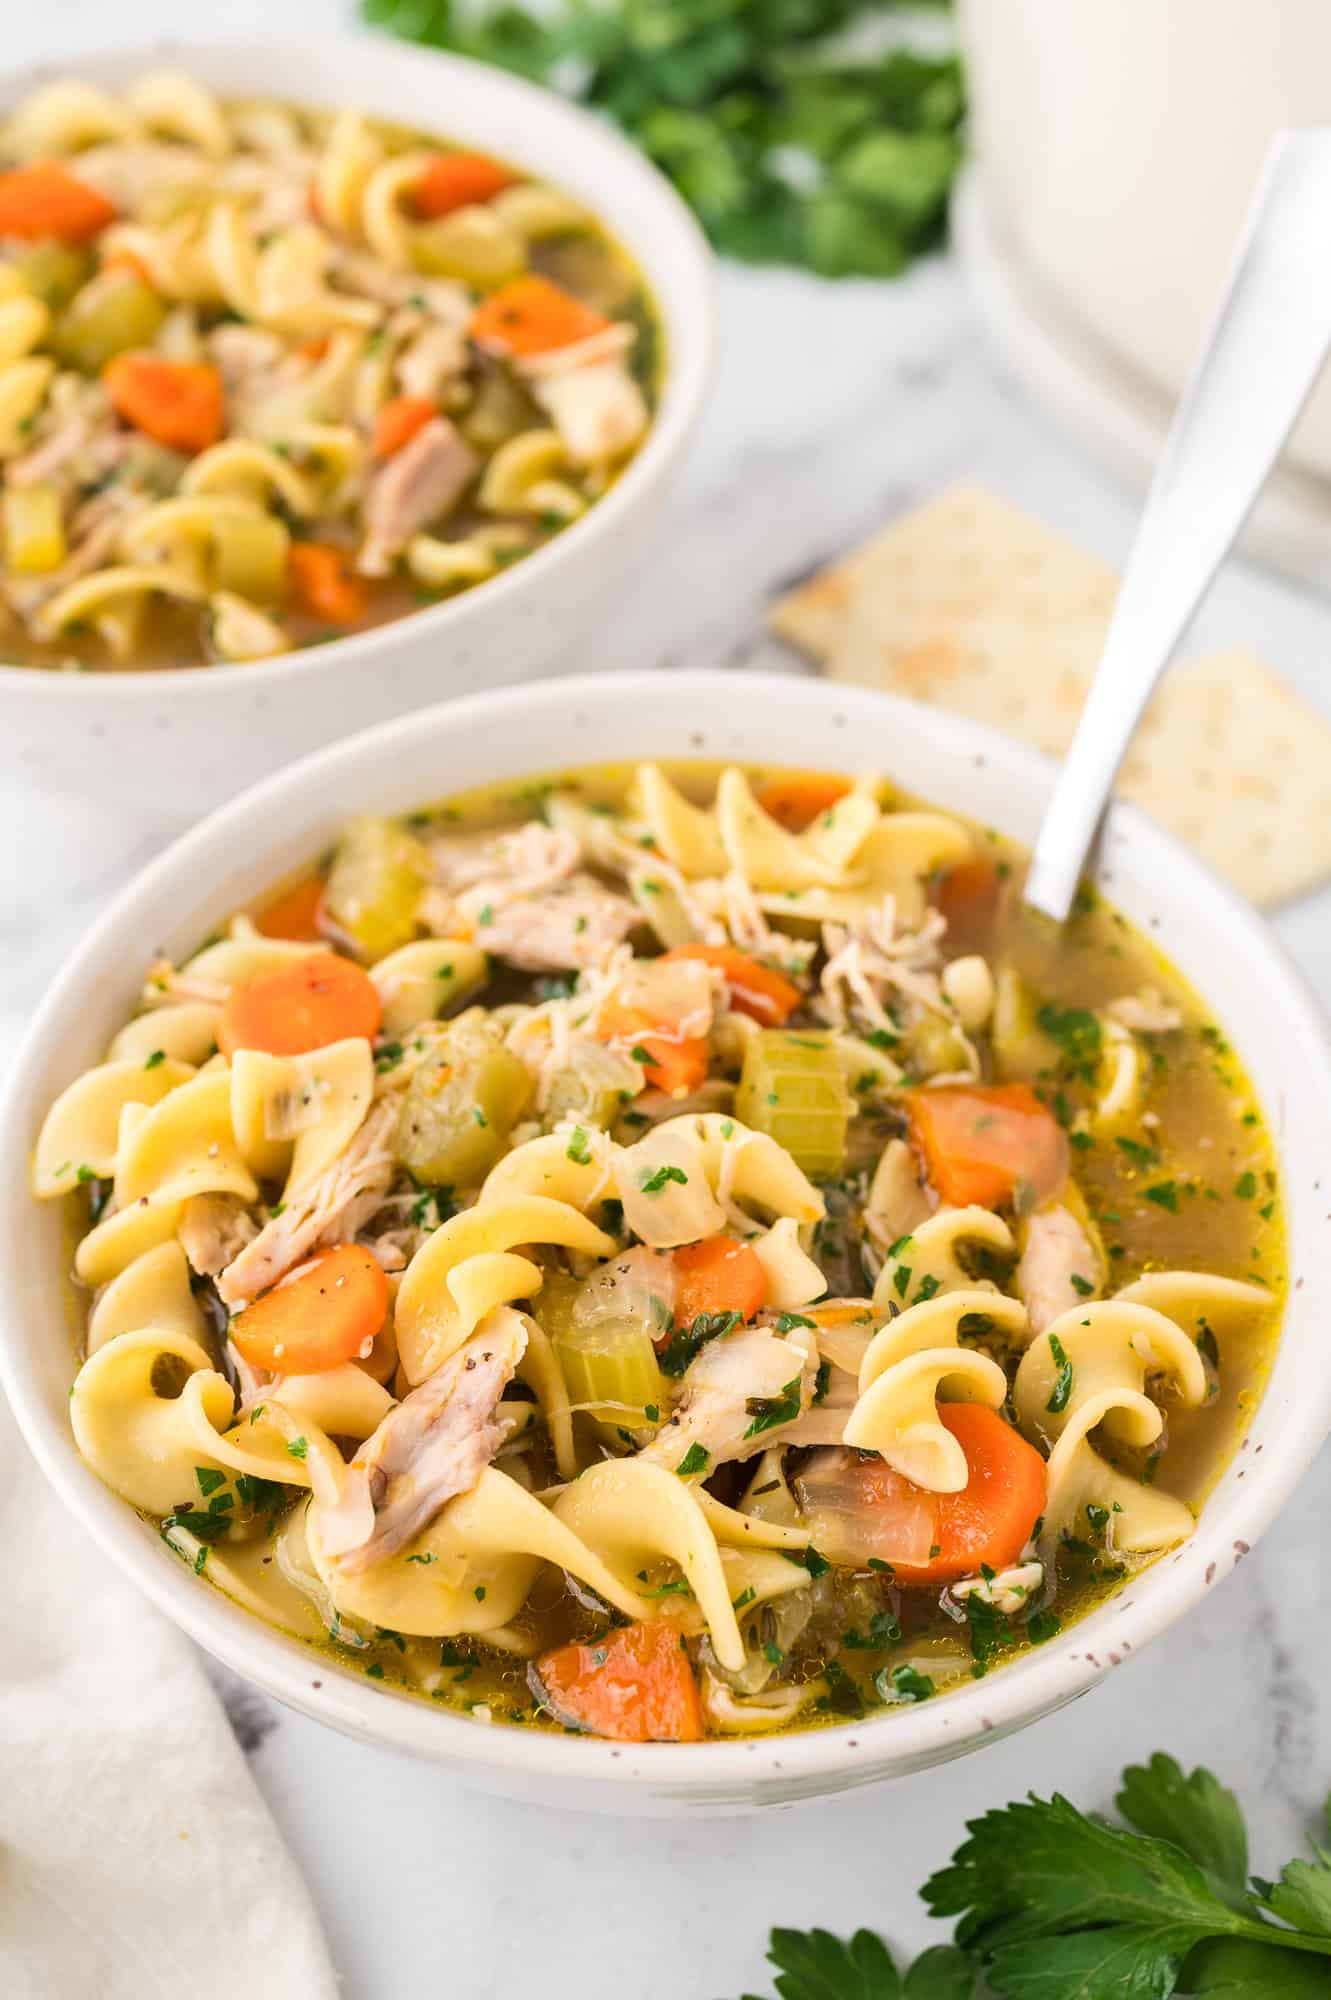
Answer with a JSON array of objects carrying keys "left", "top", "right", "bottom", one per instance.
[
  {"left": 0, "top": 33, "right": 716, "bottom": 701},
  {"left": 5, "top": 667, "right": 1330, "bottom": 1796}
]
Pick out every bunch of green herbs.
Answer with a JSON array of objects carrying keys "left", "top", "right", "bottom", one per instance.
[{"left": 362, "top": 0, "right": 964, "bottom": 276}]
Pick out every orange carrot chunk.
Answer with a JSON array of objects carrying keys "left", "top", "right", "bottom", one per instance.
[
  {"left": 231, "top": 1244, "right": 389, "bottom": 1374},
  {"left": 907, "top": 1081, "right": 1067, "bottom": 1210},
  {"left": 661, "top": 943, "right": 801, "bottom": 1028},
  {"left": 670, "top": 1236, "right": 767, "bottom": 1334},
  {"left": 470, "top": 275, "right": 612, "bottom": 359},
  {"left": 596, "top": 995, "right": 708, "bottom": 1098},
  {"left": 254, "top": 875, "right": 326, "bottom": 943},
  {"left": 0, "top": 161, "right": 117, "bottom": 241},
  {"left": 753, "top": 772, "right": 850, "bottom": 832},
  {"left": 288, "top": 541, "right": 369, "bottom": 626},
  {"left": 535, "top": 1621, "right": 704, "bottom": 1742},
  {"left": 372, "top": 394, "right": 438, "bottom": 460},
  {"left": 891, "top": 1405, "right": 1047, "bottom": 1587},
  {"left": 414, "top": 151, "right": 515, "bottom": 218},
  {"left": 218, "top": 952, "right": 382, "bottom": 1058},
  {"left": 937, "top": 856, "right": 1001, "bottom": 937},
  {"left": 103, "top": 353, "right": 224, "bottom": 455}
]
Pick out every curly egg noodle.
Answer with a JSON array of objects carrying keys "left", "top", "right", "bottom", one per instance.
[
  {"left": 0, "top": 73, "right": 657, "bottom": 670},
  {"left": 33, "top": 760, "right": 1283, "bottom": 1741}
]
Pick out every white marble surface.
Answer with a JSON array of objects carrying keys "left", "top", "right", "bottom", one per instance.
[{"left": 7, "top": 6, "right": 1331, "bottom": 1995}]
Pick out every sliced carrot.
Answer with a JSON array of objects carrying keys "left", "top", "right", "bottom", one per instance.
[
  {"left": 890, "top": 1406, "right": 1047, "bottom": 1587},
  {"left": 102, "top": 353, "right": 224, "bottom": 455},
  {"left": 231, "top": 1244, "right": 389, "bottom": 1374},
  {"left": 0, "top": 162, "right": 117, "bottom": 242},
  {"left": 670, "top": 1236, "right": 766, "bottom": 1333},
  {"left": 907, "top": 1081, "right": 1067, "bottom": 1210},
  {"left": 937, "top": 856, "right": 1001, "bottom": 937},
  {"left": 469, "top": 275, "right": 613, "bottom": 359},
  {"left": 254, "top": 875, "right": 326, "bottom": 943},
  {"left": 753, "top": 772, "right": 850, "bottom": 833},
  {"left": 596, "top": 994, "right": 708, "bottom": 1098},
  {"left": 414, "top": 151, "right": 515, "bottom": 219},
  {"left": 288, "top": 541, "right": 369, "bottom": 626},
  {"left": 372, "top": 394, "right": 438, "bottom": 461},
  {"left": 218, "top": 951, "right": 381, "bottom": 1058},
  {"left": 535, "top": 1620, "right": 704, "bottom": 1742},
  {"left": 297, "top": 334, "right": 330, "bottom": 363},
  {"left": 661, "top": 944, "right": 801, "bottom": 1028}
]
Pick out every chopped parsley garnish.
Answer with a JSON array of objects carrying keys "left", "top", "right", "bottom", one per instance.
[
  {"left": 1234, "top": 1171, "right": 1258, "bottom": 1199},
  {"left": 1036, "top": 1001, "right": 1103, "bottom": 1079},
  {"left": 565, "top": 1125, "right": 593, "bottom": 1165},
  {"left": 143, "top": 1049, "right": 166, "bottom": 1070},
  {"left": 640, "top": 1162, "right": 688, "bottom": 1193},
  {"left": 1145, "top": 1180, "right": 1180, "bottom": 1213},
  {"left": 675, "top": 1442, "right": 710, "bottom": 1477},
  {"left": 774, "top": 1311, "right": 816, "bottom": 1334},
  {"left": 877, "top": 1663, "right": 935, "bottom": 1704},
  {"left": 285, "top": 1436, "right": 309, "bottom": 1461},
  {"left": 743, "top": 1372, "right": 804, "bottom": 1438},
  {"left": 1069, "top": 1273, "right": 1095, "bottom": 1297},
  {"left": 1046, "top": 1334, "right": 1073, "bottom": 1414}
]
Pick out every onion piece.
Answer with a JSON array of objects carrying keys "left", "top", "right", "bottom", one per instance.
[{"left": 794, "top": 1447, "right": 938, "bottom": 1569}]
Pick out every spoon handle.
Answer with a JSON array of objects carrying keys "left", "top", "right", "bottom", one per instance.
[{"left": 1024, "top": 128, "right": 1331, "bottom": 922}]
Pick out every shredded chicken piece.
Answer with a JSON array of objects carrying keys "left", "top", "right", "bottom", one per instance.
[
  {"left": 1017, "top": 1204, "right": 1100, "bottom": 1335},
  {"left": 431, "top": 822, "right": 581, "bottom": 902},
  {"left": 692, "top": 870, "right": 816, "bottom": 973},
  {"left": 640, "top": 1326, "right": 815, "bottom": 1470},
  {"left": 1106, "top": 989, "right": 1184, "bottom": 1035},
  {"left": 476, "top": 878, "right": 639, "bottom": 972},
  {"left": 526, "top": 354, "right": 647, "bottom": 464},
  {"left": 178, "top": 1192, "right": 259, "bottom": 1277},
  {"left": 948, "top": 1560, "right": 1045, "bottom": 1616},
  {"left": 817, "top": 899, "right": 951, "bottom": 1034},
  {"left": 216, "top": 1101, "right": 395, "bottom": 1307},
  {"left": 358, "top": 416, "right": 477, "bottom": 575},
  {"left": 208, "top": 323, "right": 287, "bottom": 392},
  {"left": 318, "top": 1318, "right": 525, "bottom": 1571},
  {"left": 396, "top": 320, "right": 468, "bottom": 401}
]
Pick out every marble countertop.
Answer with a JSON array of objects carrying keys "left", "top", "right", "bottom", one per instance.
[{"left": 7, "top": 6, "right": 1331, "bottom": 1995}]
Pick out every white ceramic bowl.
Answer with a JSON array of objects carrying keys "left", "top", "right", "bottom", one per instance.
[
  {"left": 0, "top": 38, "right": 715, "bottom": 813},
  {"left": 4, "top": 671, "right": 1330, "bottom": 1814}
]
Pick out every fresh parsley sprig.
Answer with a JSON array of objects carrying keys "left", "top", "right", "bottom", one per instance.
[
  {"left": 731, "top": 1753, "right": 1331, "bottom": 1998},
  {"left": 362, "top": 0, "right": 963, "bottom": 277}
]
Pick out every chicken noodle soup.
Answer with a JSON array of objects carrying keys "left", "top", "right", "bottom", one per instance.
[
  {"left": 0, "top": 75, "right": 658, "bottom": 670},
  {"left": 35, "top": 763, "right": 1283, "bottom": 1740}
]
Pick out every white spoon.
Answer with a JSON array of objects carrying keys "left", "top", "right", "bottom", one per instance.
[{"left": 1024, "top": 129, "right": 1331, "bottom": 922}]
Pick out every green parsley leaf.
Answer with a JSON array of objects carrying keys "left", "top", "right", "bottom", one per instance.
[
  {"left": 759, "top": 1927, "right": 904, "bottom": 2000},
  {"left": 1036, "top": 1002, "right": 1103, "bottom": 1079},
  {"left": 286, "top": 1436, "right": 309, "bottom": 1461},
  {"left": 742, "top": 1372, "right": 803, "bottom": 1439},
  {"left": 657, "top": 1308, "right": 740, "bottom": 1378},
  {"left": 1115, "top": 1754, "right": 1250, "bottom": 1905},
  {"left": 1046, "top": 1334, "right": 1074, "bottom": 1415},
  {"left": 877, "top": 1664, "right": 934, "bottom": 1705},
  {"left": 566, "top": 1125, "right": 593, "bottom": 1165},
  {"left": 1146, "top": 1181, "right": 1181, "bottom": 1213},
  {"left": 675, "top": 1442, "right": 710, "bottom": 1477},
  {"left": 143, "top": 1049, "right": 166, "bottom": 1070}
]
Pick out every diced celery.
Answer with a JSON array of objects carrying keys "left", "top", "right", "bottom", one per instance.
[
  {"left": 322, "top": 815, "right": 427, "bottom": 961},
  {"left": 461, "top": 366, "right": 541, "bottom": 454},
  {"left": 394, "top": 1018, "right": 533, "bottom": 1188},
  {"left": 53, "top": 273, "right": 166, "bottom": 374},
  {"left": 546, "top": 1308, "right": 665, "bottom": 1445},
  {"left": 11, "top": 241, "right": 93, "bottom": 311},
  {"left": 735, "top": 1029, "right": 850, "bottom": 1179},
  {"left": 212, "top": 510, "right": 290, "bottom": 604},
  {"left": 412, "top": 209, "right": 526, "bottom": 288},
  {"left": 3, "top": 484, "right": 66, "bottom": 575}
]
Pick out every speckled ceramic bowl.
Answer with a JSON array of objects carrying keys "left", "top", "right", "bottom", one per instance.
[
  {"left": 4, "top": 672, "right": 1330, "bottom": 1813},
  {"left": 0, "top": 37, "right": 715, "bottom": 811}
]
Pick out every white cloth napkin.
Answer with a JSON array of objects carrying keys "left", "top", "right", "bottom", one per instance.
[{"left": 0, "top": 1392, "right": 339, "bottom": 2000}]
